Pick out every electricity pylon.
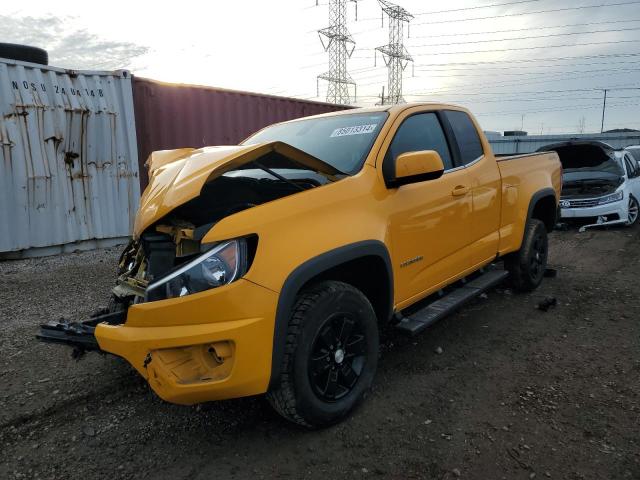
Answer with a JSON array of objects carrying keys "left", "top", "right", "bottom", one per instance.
[
  {"left": 375, "top": 0, "right": 413, "bottom": 105},
  {"left": 317, "top": 0, "right": 358, "bottom": 104}
]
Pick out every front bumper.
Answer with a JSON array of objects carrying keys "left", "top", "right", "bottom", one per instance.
[
  {"left": 560, "top": 199, "right": 627, "bottom": 221},
  {"left": 38, "top": 279, "right": 278, "bottom": 404}
]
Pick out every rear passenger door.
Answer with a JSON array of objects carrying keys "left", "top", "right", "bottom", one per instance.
[
  {"left": 442, "top": 110, "right": 501, "bottom": 267},
  {"left": 382, "top": 109, "right": 473, "bottom": 305}
]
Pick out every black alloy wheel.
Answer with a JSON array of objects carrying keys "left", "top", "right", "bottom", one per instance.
[
  {"left": 529, "top": 227, "right": 548, "bottom": 281},
  {"left": 309, "top": 313, "right": 367, "bottom": 402},
  {"left": 627, "top": 196, "right": 639, "bottom": 226},
  {"left": 505, "top": 218, "right": 549, "bottom": 292},
  {"left": 267, "top": 281, "right": 379, "bottom": 428}
]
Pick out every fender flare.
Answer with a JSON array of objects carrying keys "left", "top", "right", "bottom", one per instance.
[
  {"left": 268, "top": 240, "right": 393, "bottom": 390},
  {"left": 526, "top": 187, "right": 558, "bottom": 230}
]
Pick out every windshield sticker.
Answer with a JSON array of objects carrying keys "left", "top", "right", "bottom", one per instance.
[{"left": 330, "top": 124, "right": 377, "bottom": 137}]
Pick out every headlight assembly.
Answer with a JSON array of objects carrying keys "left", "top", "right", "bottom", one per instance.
[
  {"left": 145, "top": 239, "right": 248, "bottom": 302},
  {"left": 597, "top": 190, "right": 624, "bottom": 205}
]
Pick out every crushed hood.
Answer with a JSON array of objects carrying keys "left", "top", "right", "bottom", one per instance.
[{"left": 134, "top": 141, "right": 341, "bottom": 237}]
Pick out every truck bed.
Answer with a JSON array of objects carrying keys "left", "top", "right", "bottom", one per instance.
[{"left": 496, "top": 151, "right": 562, "bottom": 255}]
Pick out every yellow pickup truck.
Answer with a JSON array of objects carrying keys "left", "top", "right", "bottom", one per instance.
[{"left": 39, "top": 103, "right": 561, "bottom": 427}]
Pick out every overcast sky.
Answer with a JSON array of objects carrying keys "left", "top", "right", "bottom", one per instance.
[{"left": 3, "top": 0, "right": 640, "bottom": 134}]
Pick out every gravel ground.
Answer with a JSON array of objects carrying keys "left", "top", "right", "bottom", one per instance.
[{"left": 1, "top": 226, "right": 639, "bottom": 479}]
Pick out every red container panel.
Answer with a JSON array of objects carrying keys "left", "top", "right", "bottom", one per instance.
[{"left": 133, "top": 77, "right": 351, "bottom": 189}]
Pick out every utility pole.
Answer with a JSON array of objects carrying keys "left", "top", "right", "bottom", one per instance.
[
  {"left": 375, "top": 0, "right": 413, "bottom": 105},
  {"left": 378, "top": 85, "right": 385, "bottom": 105},
  {"left": 317, "top": 0, "right": 358, "bottom": 104},
  {"left": 600, "top": 89, "right": 608, "bottom": 133}
]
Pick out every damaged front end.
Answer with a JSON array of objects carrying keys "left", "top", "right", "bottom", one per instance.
[
  {"left": 37, "top": 141, "right": 340, "bottom": 357},
  {"left": 37, "top": 309, "right": 126, "bottom": 358}
]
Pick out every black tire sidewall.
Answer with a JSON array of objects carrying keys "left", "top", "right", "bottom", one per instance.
[
  {"left": 292, "top": 285, "right": 379, "bottom": 426},
  {"left": 520, "top": 220, "right": 548, "bottom": 288},
  {"left": 0, "top": 43, "right": 48, "bottom": 65}
]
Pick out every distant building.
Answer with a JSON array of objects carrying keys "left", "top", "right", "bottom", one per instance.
[{"left": 504, "top": 130, "right": 528, "bottom": 137}]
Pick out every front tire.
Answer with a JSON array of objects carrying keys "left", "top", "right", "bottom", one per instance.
[
  {"left": 626, "top": 195, "right": 639, "bottom": 226},
  {"left": 267, "top": 281, "right": 379, "bottom": 428},
  {"left": 505, "top": 218, "right": 549, "bottom": 292}
]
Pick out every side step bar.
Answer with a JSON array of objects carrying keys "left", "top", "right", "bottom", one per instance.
[{"left": 395, "top": 269, "right": 509, "bottom": 336}]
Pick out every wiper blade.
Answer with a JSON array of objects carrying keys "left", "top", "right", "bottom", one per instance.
[{"left": 253, "top": 161, "right": 307, "bottom": 191}]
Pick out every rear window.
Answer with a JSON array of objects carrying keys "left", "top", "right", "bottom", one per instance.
[{"left": 444, "top": 110, "right": 484, "bottom": 165}]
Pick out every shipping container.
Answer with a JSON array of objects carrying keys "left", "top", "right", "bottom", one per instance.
[
  {"left": 489, "top": 131, "right": 640, "bottom": 155},
  {"left": 0, "top": 58, "right": 140, "bottom": 258},
  {"left": 132, "top": 77, "right": 351, "bottom": 189}
]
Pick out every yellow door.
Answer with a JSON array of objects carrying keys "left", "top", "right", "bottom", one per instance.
[
  {"left": 440, "top": 109, "right": 502, "bottom": 267},
  {"left": 467, "top": 157, "right": 502, "bottom": 266},
  {"left": 378, "top": 110, "right": 473, "bottom": 306}
]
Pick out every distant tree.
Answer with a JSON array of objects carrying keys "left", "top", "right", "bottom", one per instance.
[{"left": 603, "top": 128, "right": 640, "bottom": 133}]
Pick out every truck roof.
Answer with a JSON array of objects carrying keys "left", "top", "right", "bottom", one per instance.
[{"left": 276, "top": 102, "right": 470, "bottom": 124}]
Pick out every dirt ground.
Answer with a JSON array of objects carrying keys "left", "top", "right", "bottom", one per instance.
[{"left": 1, "top": 226, "right": 639, "bottom": 480}]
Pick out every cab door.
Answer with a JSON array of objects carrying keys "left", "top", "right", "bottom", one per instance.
[
  {"left": 442, "top": 110, "right": 502, "bottom": 267},
  {"left": 381, "top": 110, "right": 473, "bottom": 306}
]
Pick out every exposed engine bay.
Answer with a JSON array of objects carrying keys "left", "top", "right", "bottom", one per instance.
[
  {"left": 561, "top": 176, "right": 623, "bottom": 198},
  {"left": 538, "top": 141, "right": 624, "bottom": 199},
  {"left": 112, "top": 150, "right": 336, "bottom": 307}
]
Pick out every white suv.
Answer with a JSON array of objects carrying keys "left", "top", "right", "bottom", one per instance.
[{"left": 540, "top": 141, "right": 640, "bottom": 229}]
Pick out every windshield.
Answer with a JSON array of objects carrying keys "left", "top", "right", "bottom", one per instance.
[{"left": 243, "top": 112, "right": 389, "bottom": 174}]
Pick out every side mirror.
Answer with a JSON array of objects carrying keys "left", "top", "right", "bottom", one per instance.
[{"left": 387, "top": 150, "right": 445, "bottom": 188}]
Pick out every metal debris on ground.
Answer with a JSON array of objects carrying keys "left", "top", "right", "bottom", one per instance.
[{"left": 537, "top": 297, "right": 558, "bottom": 312}]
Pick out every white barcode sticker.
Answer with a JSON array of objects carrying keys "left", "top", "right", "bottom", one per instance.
[{"left": 330, "top": 124, "right": 377, "bottom": 137}]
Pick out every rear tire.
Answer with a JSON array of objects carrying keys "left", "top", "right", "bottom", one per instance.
[
  {"left": 267, "top": 281, "right": 379, "bottom": 428},
  {"left": 505, "top": 219, "right": 548, "bottom": 292}
]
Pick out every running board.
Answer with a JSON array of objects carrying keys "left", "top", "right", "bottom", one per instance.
[{"left": 395, "top": 270, "right": 509, "bottom": 336}]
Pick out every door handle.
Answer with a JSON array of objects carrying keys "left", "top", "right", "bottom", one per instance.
[{"left": 451, "top": 185, "right": 470, "bottom": 196}]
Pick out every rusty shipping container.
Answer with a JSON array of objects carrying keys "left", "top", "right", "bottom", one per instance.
[
  {"left": 0, "top": 58, "right": 140, "bottom": 258},
  {"left": 132, "top": 77, "right": 350, "bottom": 189}
]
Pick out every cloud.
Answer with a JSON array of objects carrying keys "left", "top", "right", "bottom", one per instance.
[{"left": 0, "top": 14, "right": 148, "bottom": 70}]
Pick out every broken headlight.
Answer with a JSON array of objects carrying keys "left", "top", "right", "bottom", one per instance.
[
  {"left": 145, "top": 239, "right": 248, "bottom": 302},
  {"left": 597, "top": 191, "right": 624, "bottom": 205}
]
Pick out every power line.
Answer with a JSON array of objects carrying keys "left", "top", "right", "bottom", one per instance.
[
  {"left": 405, "top": 86, "right": 640, "bottom": 98},
  {"left": 410, "top": 39, "right": 640, "bottom": 57},
  {"left": 408, "top": 26, "right": 640, "bottom": 48},
  {"left": 414, "top": 59, "right": 640, "bottom": 73},
  {"left": 301, "top": 50, "right": 640, "bottom": 71},
  {"left": 411, "top": 1, "right": 640, "bottom": 26},
  {"left": 352, "top": 65, "right": 640, "bottom": 83},
  {"left": 473, "top": 101, "right": 640, "bottom": 117},
  {"left": 414, "top": 0, "right": 544, "bottom": 16},
  {"left": 348, "top": 0, "right": 640, "bottom": 36},
  {"left": 414, "top": 18, "right": 640, "bottom": 39},
  {"left": 411, "top": 52, "right": 640, "bottom": 68}
]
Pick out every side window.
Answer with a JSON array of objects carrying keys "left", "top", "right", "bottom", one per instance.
[
  {"left": 625, "top": 155, "right": 638, "bottom": 177},
  {"left": 444, "top": 110, "right": 484, "bottom": 165},
  {"left": 385, "top": 113, "right": 454, "bottom": 178}
]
